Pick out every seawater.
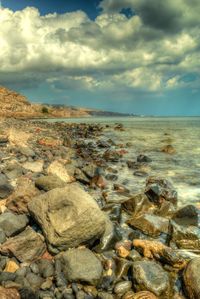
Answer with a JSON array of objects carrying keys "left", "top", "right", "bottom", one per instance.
[{"left": 44, "top": 117, "right": 200, "bottom": 206}]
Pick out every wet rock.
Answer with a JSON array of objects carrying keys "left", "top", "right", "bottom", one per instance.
[
  {"left": 172, "top": 205, "right": 199, "bottom": 227},
  {"left": 94, "top": 219, "right": 122, "bottom": 252},
  {"left": 183, "top": 257, "right": 200, "bottom": 299},
  {"left": 114, "top": 281, "right": 132, "bottom": 295},
  {"left": 115, "top": 257, "right": 133, "bottom": 280},
  {"left": 115, "top": 240, "right": 132, "bottom": 258},
  {"left": 131, "top": 291, "right": 158, "bottom": 299},
  {"left": 28, "top": 184, "right": 106, "bottom": 253},
  {"left": 0, "top": 175, "right": 13, "bottom": 199},
  {"left": 97, "top": 292, "right": 114, "bottom": 299},
  {"left": 132, "top": 260, "right": 169, "bottom": 296},
  {"left": 6, "top": 177, "right": 40, "bottom": 214},
  {"left": 35, "top": 175, "right": 66, "bottom": 191},
  {"left": 103, "top": 150, "right": 121, "bottom": 162},
  {"left": 122, "top": 194, "right": 153, "bottom": 217},
  {"left": 0, "top": 226, "right": 46, "bottom": 262},
  {"left": 128, "top": 250, "right": 142, "bottom": 262},
  {"left": 23, "top": 160, "right": 44, "bottom": 173},
  {"left": 57, "top": 248, "right": 103, "bottom": 285},
  {"left": 145, "top": 177, "right": 177, "bottom": 206},
  {"left": 47, "top": 160, "right": 73, "bottom": 183},
  {"left": 161, "top": 144, "right": 176, "bottom": 154},
  {"left": 127, "top": 214, "right": 169, "bottom": 237},
  {"left": 0, "top": 287, "right": 20, "bottom": 299},
  {"left": 0, "top": 211, "right": 29, "bottom": 237},
  {"left": 137, "top": 155, "right": 152, "bottom": 163},
  {"left": 170, "top": 221, "right": 200, "bottom": 249}
]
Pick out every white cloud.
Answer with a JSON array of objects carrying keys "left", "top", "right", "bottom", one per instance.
[{"left": 0, "top": 3, "right": 199, "bottom": 94}]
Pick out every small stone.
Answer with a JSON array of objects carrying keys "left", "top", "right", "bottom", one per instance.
[
  {"left": 40, "top": 278, "right": 53, "bottom": 290},
  {"left": 114, "top": 281, "right": 132, "bottom": 295},
  {"left": 23, "top": 160, "right": 44, "bottom": 173},
  {"left": 0, "top": 287, "right": 20, "bottom": 299},
  {"left": 47, "top": 160, "right": 73, "bottom": 183},
  {"left": 161, "top": 144, "right": 176, "bottom": 154},
  {"left": 4, "top": 260, "right": 19, "bottom": 273},
  {"left": 0, "top": 228, "right": 6, "bottom": 244}
]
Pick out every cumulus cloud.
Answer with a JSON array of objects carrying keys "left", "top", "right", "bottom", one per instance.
[{"left": 0, "top": 2, "right": 199, "bottom": 96}]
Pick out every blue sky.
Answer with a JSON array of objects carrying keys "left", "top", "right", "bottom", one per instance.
[{"left": 0, "top": 0, "right": 200, "bottom": 115}]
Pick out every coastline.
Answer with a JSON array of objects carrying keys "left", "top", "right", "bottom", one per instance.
[{"left": 0, "top": 117, "right": 199, "bottom": 298}]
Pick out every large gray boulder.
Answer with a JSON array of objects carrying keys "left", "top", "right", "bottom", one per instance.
[
  {"left": 57, "top": 248, "right": 103, "bottom": 285},
  {"left": 28, "top": 184, "right": 106, "bottom": 253}
]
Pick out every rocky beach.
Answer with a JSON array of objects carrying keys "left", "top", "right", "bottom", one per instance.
[{"left": 0, "top": 117, "right": 199, "bottom": 299}]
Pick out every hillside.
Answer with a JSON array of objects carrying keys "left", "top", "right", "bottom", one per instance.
[{"left": 0, "top": 86, "right": 90, "bottom": 118}]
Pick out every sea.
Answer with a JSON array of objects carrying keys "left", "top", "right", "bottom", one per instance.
[{"left": 44, "top": 117, "right": 200, "bottom": 207}]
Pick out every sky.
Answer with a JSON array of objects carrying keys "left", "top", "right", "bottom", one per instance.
[{"left": 0, "top": 0, "right": 200, "bottom": 116}]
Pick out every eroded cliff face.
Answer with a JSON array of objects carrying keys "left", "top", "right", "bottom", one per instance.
[{"left": 0, "top": 86, "right": 90, "bottom": 118}]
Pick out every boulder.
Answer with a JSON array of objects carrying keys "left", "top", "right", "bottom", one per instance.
[
  {"left": 28, "top": 184, "right": 106, "bottom": 253},
  {"left": 0, "top": 226, "right": 46, "bottom": 262},
  {"left": 0, "top": 211, "right": 29, "bottom": 237},
  {"left": 145, "top": 176, "right": 177, "bottom": 206},
  {"left": 35, "top": 175, "right": 66, "bottom": 191},
  {"left": 127, "top": 214, "right": 169, "bottom": 237},
  {"left": 183, "top": 257, "right": 200, "bottom": 299},
  {"left": 57, "top": 248, "right": 103, "bottom": 285},
  {"left": 132, "top": 260, "right": 169, "bottom": 296}
]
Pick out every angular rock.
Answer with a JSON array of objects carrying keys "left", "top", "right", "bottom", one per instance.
[
  {"left": 35, "top": 175, "right": 66, "bottom": 191},
  {"left": 0, "top": 228, "right": 6, "bottom": 244},
  {"left": 23, "top": 160, "right": 44, "bottom": 173},
  {"left": 0, "top": 226, "right": 46, "bottom": 262},
  {"left": 3, "top": 161, "right": 25, "bottom": 180},
  {"left": 127, "top": 214, "right": 169, "bottom": 237},
  {"left": 6, "top": 177, "right": 40, "bottom": 214},
  {"left": 172, "top": 205, "right": 199, "bottom": 227},
  {"left": 18, "top": 146, "right": 36, "bottom": 157},
  {"left": 145, "top": 176, "right": 177, "bottom": 206},
  {"left": 132, "top": 260, "right": 169, "bottom": 296},
  {"left": 28, "top": 184, "right": 106, "bottom": 253},
  {"left": 47, "top": 160, "right": 73, "bottom": 183},
  {"left": 137, "top": 155, "right": 152, "bottom": 163},
  {"left": 0, "top": 287, "right": 20, "bottom": 299},
  {"left": 57, "top": 248, "right": 103, "bottom": 285},
  {"left": 183, "top": 257, "right": 200, "bottom": 299},
  {"left": 170, "top": 221, "right": 200, "bottom": 249},
  {"left": 0, "top": 174, "right": 13, "bottom": 199},
  {"left": 0, "top": 211, "right": 29, "bottom": 237},
  {"left": 122, "top": 194, "right": 153, "bottom": 216}
]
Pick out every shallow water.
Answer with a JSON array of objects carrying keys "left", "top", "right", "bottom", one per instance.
[{"left": 44, "top": 117, "right": 200, "bottom": 206}]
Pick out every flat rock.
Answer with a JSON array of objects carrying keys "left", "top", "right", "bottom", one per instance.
[
  {"left": 0, "top": 211, "right": 29, "bottom": 237},
  {"left": 47, "top": 160, "right": 73, "bottom": 183},
  {"left": 132, "top": 260, "right": 169, "bottom": 296},
  {"left": 23, "top": 160, "right": 44, "bottom": 173},
  {"left": 28, "top": 184, "right": 106, "bottom": 253},
  {"left": 35, "top": 175, "right": 66, "bottom": 191},
  {"left": 127, "top": 214, "right": 169, "bottom": 237},
  {"left": 0, "top": 287, "right": 20, "bottom": 299},
  {"left": 172, "top": 205, "right": 199, "bottom": 227},
  {"left": 57, "top": 248, "right": 103, "bottom": 285},
  {"left": 6, "top": 177, "right": 40, "bottom": 214},
  {"left": 0, "top": 226, "right": 46, "bottom": 262},
  {"left": 183, "top": 257, "right": 200, "bottom": 299}
]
